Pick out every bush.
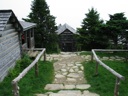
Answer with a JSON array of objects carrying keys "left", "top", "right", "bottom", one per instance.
[{"left": 8, "top": 54, "right": 32, "bottom": 78}]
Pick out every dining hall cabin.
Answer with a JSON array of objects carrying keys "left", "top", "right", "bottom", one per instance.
[
  {"left": 0, "top": 10, "right": 36, "bottom": 81},
  {"left": 56, "top": 23, "right": 77, "bottom": 52}
]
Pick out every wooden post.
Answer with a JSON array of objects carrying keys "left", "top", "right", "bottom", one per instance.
[
  {"left": 35, "top": 63, "right": 39, "bottom": 77},
  {"left": 95, "top": 62, "right": 99, "bottom": 76},
  {"left": 44, "top": 51, "right": 46, "bottom": 61},
  {"left": 91, "top": 53, "right": 93, "bottom": 61},
  {"left": 114, "top": 77, "right": 120, "bottom": 96},
  {"left": 12, "top": 82, "right": 19, "bottom": 96}
]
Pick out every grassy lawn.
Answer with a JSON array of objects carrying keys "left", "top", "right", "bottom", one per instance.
[
  {"left": 0, "top": 56, "right": 54, "bottom": 96},
  {"left": 83, "top": 60, "right": 128, "bottom": 96},
  {"left": 80, "top": 51, "right": 127, "bottom": 58},
  {"left": 80, "top": 51, "right": 92, "bottom": 55}
]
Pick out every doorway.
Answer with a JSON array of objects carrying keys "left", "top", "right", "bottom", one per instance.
[{"left": 62, "top": 43, "right": 73, "bottom": 52}]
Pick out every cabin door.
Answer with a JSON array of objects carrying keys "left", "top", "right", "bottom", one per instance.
[{"left": 62, "top": 43, "right": 73, "bottom": 52}]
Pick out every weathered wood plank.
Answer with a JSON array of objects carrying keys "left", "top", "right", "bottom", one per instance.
[
  {"left": 1, "top": 29, "right": 16, "bottom": 36},
  {"left": 0, "top": 45, "right": 20, "bottom": 71},
  {"left": 0, "top": 55, "right": 21, "bottom": 81},
  {"left": 0, "top": 32, "right": 17, "bottom": 43},
  {"left": 0, "top": 49, "right": 20, "bottom": 73},
  {"left": 0, "top": 35, "right": 18, "bottom": 52},
  {"left": 0, "top": 42, "right": 20, "bottom": 59},
  {"left": 4, "top": 24, "right": 13, "bottom": 30}
]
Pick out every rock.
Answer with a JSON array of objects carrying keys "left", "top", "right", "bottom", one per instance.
[
  {"left": 75, "top": 64, "right": 82, "bottom": 66},
  {"left": 62, "top": 72, "right": 68, "bottom": 76},
  {"left": 69, "top": 69, "right": 74, "bottom": 72},
  {"left": 80, "top": 66, "right": 84, "bottom": 70},
  {"left": 66, "top": 78, "right": 76, "bottom": 83},
  {"left": 44, "top": 84, "right": 64, "bottom": 90},
  {"left": 83, "top": 90, "right": 90, "bottom": 95},
  {"left": 102, "top": 57, "right": 109, "bottom": 60},
  {"left": 83, "top": 92, "right": 100, "bottom": 96},
  {"left": 61, "top": 69, "right": 67, "bottom": 72},
  {"left": 76, "top": 84, "right": 91, "bottom": 89},
  {"left": 67, "top": 73, "right": 80, "bottom": 78},
  {"left": 55, "top": 74, "right": 65, "bottom": 79},
  {"left": 58, "top": 90, "right": 82, "bottom": 96},
  {"left": 35, "top": 94, "right": 47, "bottom": 96},
  {"left": 64, "top": 84, "right": 76, "bottom": 89}
]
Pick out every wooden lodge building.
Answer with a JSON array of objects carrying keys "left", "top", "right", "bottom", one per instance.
[
  {"left": 56, "top": 23, "right": 77, "bottom": 52},
  {"left": 0, "top": 10, "right": 36, "bottom": 81}
]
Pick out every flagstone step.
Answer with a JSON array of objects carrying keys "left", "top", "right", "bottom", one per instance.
[
  {"left": 35, "top": 90, "right": 99, "bottom": 96},
  {"left": 44, "top": 84, "right": 91, "bottom": 91}
]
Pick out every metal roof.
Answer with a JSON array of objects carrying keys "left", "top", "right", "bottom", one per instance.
[
  {"left": 19, "top": 21, "right": 36, "bottom": 31},
  {"left": 0, "top": 10, "right": 12, "bottom": 32},
  {"left": 0, "top": 9, "right": 36, "bottom": 32},
  {"left": 56, "top": 23, "right": 76, "bottom": 35}
]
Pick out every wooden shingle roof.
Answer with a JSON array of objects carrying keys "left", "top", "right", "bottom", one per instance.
[
  {"left": 0, "top": 10, "right": 23, "bottom": 32},
  {"left": 56, "top": 23, "right": 76, "bottom": 35}
]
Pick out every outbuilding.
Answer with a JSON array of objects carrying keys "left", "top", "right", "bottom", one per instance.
[
  {"left": 0, "top": 10, "right": 36, "bottom": 81},
  {"left": 56, "top": 23, "right": 77, "bottom": 52}
]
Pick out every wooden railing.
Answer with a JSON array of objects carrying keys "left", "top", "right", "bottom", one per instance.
[
  {"left": 12, "top": 48, "right": 46, "bottom": 96},
  {"left": 91, "top": 49, "right": 128, "bottom": 96}
]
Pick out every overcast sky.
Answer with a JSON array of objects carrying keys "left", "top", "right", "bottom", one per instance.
[{"left": 0, "top": 0, "right": 128, "bottom": 29}]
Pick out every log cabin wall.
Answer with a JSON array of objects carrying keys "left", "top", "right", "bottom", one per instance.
[
  {"left": 59, "top": 29, "right": 76, "bottom": 52},
  {"left": 0, "top": 14, "right": 21, "bottom": 81}
]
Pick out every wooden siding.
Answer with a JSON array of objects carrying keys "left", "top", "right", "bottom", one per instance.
[
  {"left": 59, "top": 29, "right": 76, "bottom": 52},
  {"left": 0, "top": 24, "right": 21, "bottom": 81}
]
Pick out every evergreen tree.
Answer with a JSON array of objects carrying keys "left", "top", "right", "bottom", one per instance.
[
  {"left": 23, "top": 0, "right": 59, "bottom": 53},
  {"left": 77, "top": 8, "right": 109, "bottom": 50},
  {"left": 106, "top": 13, "right": 128, "bottom": 49}
]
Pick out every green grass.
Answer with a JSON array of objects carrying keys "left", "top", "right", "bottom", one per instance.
[
  {"left": 0, "top": 59, "right": 54, "bottom": 96},
  {"left": 80, "top": 51, "right": 92, "bottom": 55},
  {"left": 96, "top": 51, "right": 128, "bottom": 58},
  {"left": 83, "top": 60, "right": 128, "bottom": 96},
  {"left": 80, "top": 51, "right": 127, "bottom": 57}
]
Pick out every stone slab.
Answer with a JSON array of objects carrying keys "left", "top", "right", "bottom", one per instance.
[
  {"left": 35, "top": 94, "right": 47, "bottom": 96},
  {"left": 83, "top": 92, "right": 100, "bottom": 96},
  {"left": 44, "top": 84, "right": 64, "bottom": 90},
  {"left": 66, "top": 78, "right": 76, "bottom": 82},
  {"left": 55, "top": 74, "right": 65, "bottom": 78},
  {"left": 76, "top": 84, "right": 91, "bottom": 89},
  {"left": 58, "top": 90, "right": 82, "bottom": 96},
  {"left": 67, "top": 73, "right": 80, "bottom": 78},
  {"left": 64, "top": 84, "right": 76, "bottom": 89}
]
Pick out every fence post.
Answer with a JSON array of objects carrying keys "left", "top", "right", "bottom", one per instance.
[
  {"left": 44, "top": 50, "right": 46, "bottom": 61},
  {"left": 91, "top": 52, "right": 93, "bottom": 62},
  {"left": 12, "top": 82, "right": 19, "bottom": 96},
  {"left": 95, "top": 62, "right": 99, "bottom": 76},
  {"left": 35, "top": 63, "right": 39, "bottom": 77},
  {"left": 114, "top": 77, "right": 120, "bottom": 96}
]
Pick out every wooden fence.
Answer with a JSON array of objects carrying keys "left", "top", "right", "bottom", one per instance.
[
  {"left": 91, "top": 49, "right": 128, "bottom": 96},
  {"left": 12, "top": 48, "right": 46, "bottom": 96}
]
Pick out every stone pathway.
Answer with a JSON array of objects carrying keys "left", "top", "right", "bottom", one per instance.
[{"left": 37, "top": 52, "right": 100, "bottom": 96}]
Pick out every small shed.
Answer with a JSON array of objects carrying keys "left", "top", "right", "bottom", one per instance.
[
  {"left": 56, "top": 23, "right": 77, "bottom": 52},
  {"left": 0, "top": 10, "right": 36, "bottom": 81}
]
